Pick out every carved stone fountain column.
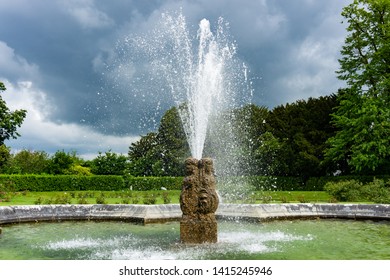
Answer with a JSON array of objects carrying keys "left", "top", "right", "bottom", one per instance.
[{"left": 180, "top": 157, "right": 219, "bottom": 243}]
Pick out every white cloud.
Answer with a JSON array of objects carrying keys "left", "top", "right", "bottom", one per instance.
[
  {"left": 272, "top": 3, "right": 347, "bottom": 104},
  {"left": 1, "top": 38, "right": 138, "bottom": 158},
  {"left": 2, "top": 80, "right": 139, "bottom": 159},
  {"left": 276, "top": 37, "right": 343, "bottom": 103},
  {"left": 0, "top": 41, "right": 40, "bottom": 83},
  {"left": 60, "top": 0, "right": 115, "bottom": 29}
]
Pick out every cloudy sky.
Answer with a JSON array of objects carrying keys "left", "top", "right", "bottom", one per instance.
[{"left": 0, "top": 0, "right": 350, "bottom": 159}]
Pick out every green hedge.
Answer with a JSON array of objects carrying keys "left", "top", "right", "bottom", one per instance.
[
  {"left": 2, "top": 174, "right": 389, "bottom": 192},
  {"left": 0, "top": 175, "right": 125, "bottom": 192},
  {"left": 125, "top": 176, "right": 183, "bottom": 191}
]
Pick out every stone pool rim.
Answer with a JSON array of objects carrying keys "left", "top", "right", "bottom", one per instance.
[{"left": 0, "top": 203, "right": 389, "bottom": 225}]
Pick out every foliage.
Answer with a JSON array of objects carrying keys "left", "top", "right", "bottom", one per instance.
[
  {"left": 324, "top": 178, "right": 390, "bottom": 203},
  {"left": 65, "top": 164, "right": 92, "bottom": 176},
  {"left": 47, "top": 150, "right": 76, "bottom": 174},
  {"left": 154, "top": 106, "right": 189, "bottom": 176},
  {"left": 125, "top": 175, "right": 183, "bottom": 191},
  {"left": 128, "top": 132, "right": 159, "bottom": 176},
  {"left": 5, "top": 149, "right": 50, "bottom": 174},
  {"left": 128, "top": 107, "right": 189, "bottom": 176},
  {"left": 0, "top": 180, "right": 15, "bottom": 202},
  {"left": 265, "top": 95, "right": 338, "bottom": 178},
  {"left": 95, "top": 193, "right": 107, "bottom": 204},
  {"left": 326, "top": 0, "right": 390, "bottom": 174},
  {"left": 91, "top": 150, "right": 128, "bottom": 175},
  {"left": 142, "top": 193, "right": 157, "bottom": 204},
  {"left": 0, "top": 82, "right": 27, "bottom": 145},
  {"left": 255, "top": 132, "right": 283, "bottom": 175},
  {"left": 324, "top": 179, "right": 364, "bottom": 201},
  {"left": 0, "top": 175, "right": 125, "bottom": 192},
  {"left": 0, "top": 144, "right": 11, "bottom": 172}
]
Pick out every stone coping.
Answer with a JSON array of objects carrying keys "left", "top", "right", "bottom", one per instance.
[{"left": 0, "top": 203, "right": 389, "bottom": 225}]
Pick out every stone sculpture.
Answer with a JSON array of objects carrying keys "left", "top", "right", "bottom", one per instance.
[{"left": 180, "top": 157, "right": 219, "bottom": 243}]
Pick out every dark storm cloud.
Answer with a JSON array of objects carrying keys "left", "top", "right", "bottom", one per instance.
[{"left": 0, "top": 0, "right": 351, "bottom": 156}]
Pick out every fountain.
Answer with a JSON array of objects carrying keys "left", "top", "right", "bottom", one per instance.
[
  {"left": 1, "top": 11, "right": 390, "bottom": 260},
  {"left": 131, "top": 12, "right": 250, "bottom": 243}
]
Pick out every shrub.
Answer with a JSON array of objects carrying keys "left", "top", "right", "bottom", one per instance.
[
  {"left": 297, "top": 195, "right": 308, "bottom": 203},
  {"left": 363, "top": 179, "right": 390, "bottom": 204},
  {"left": 96, "top": 194, "right": 106, "bottom": 204},
  {"left": 162, "top": 192, "right": 171, "bottom": 204},
  {"left": 132, "top": 196, "right": 140, "bottom": 204},
  {"left": 143, "top": 194, "right": 157, "bottom": 204},
  {"left": 53, "top": 193, "right": 72, "bottom": 204},
  {"left": 324, "top": 179, "right": 390, "bottom": 203},
  {"left": 34, "top": 197, "right": 44, "bottom": 205},
  {"left": 77, "top": 197, "right": 88, "bottom": 204},
  {"left": 261, "top": 195, "right": 272, "bottom": 204},
  {"left": 324, "top": 180, "right": 363, "bottom": 202},
  {"left": 0, "top": 180, "right": 15, "bottom": 202},
  {"left": 280, "top": 196, "right": 289, "bottom": 203}
]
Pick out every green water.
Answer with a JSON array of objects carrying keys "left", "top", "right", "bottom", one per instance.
[{"left": 0, "top": 219, "right": 389, "bottom": 260}]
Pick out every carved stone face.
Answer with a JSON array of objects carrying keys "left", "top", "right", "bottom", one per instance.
[{"left": 198, "top": 187, "right": 218, "bottom": 214}]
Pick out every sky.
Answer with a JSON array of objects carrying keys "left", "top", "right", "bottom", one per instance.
[{"left": 0, "top": 0, "right": 350, "bottom": 159}]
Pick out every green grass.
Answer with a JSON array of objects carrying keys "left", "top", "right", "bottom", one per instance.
[
  {"left": 0, "top": 190, "right": 181, "bottom": 206},
  {"left": 257, "top": 190, "right": 332, "bottom": 203},
  {"left": 219, "top": 190, "right": 333, "bottom": 204},
  {"left": 0, "top": 190, "right": 336, "bottom": 206}
]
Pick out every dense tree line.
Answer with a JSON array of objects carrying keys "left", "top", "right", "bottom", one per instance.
[
  {"left": 128, "top": 95, "right": 340, "bottom": 179},
  {"left": 0, "top": 149, "right": 129, "bottom": 176},
  {"left": 0, "top": 94, "right": 341, "bottom": 178}
]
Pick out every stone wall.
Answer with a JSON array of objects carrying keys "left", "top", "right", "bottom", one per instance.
[{"left": 0, "top": 203, "right": 389, "bottom": 225}]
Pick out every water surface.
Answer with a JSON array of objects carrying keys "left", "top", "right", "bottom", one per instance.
[{"left": 1, "top": 219, "right": 389, "bottom": 260}]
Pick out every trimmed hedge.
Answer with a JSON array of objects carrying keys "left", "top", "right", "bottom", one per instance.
[
  {"left": 2, "top": 174, "right": 390, "bottom": 192},
  {"left": 125, "top": 176, "right": 183, "bottom": 191},
  {"left": 0, "top": 175, "right": 125, "bottom": 192}
]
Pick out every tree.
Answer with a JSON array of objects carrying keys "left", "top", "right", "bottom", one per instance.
[
  {"left": 0, "top": 82, "right": 27, "bottom": 145},
  {"left": 128, "top": 132, "right": 159, "bottom": 176},
  {"left": 91, "top": 150, "right": 128, "bottom": 175},
  {"left": 128, "top": 107, "right": 190, "bottom": 176},
  {"left": 6, "top": 149, "right": 50, "bottom": 174},
  {"left": 47, "top": 150, "right": 77, "bottom": 175},
  {"left": 0, "top": 144, "right": 11, "bottom": 173},
  {"left": 265, "top": 95, "right": 338, "bottom": 178},
  {"left": 325, "top": 0, "right": 390, "bottom": 174}
]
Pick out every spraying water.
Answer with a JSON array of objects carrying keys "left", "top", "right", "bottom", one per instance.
[
  {"left": 157, "top": 13, "right": 244, "bottom": 159},
  {"left": 107, "top": 10, "right": 255, "bottom": 185},
  {"left": 128, "top": 11, "right": 252, "bottom": 161}
]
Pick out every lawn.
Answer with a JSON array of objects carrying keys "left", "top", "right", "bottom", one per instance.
[{"left": 0, "top": 190, "right": 332, "bottom": 206}]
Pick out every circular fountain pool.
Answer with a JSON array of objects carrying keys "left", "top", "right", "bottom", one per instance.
[{"left": 1, "top": 219, "right": 389, "bottom": 260}]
